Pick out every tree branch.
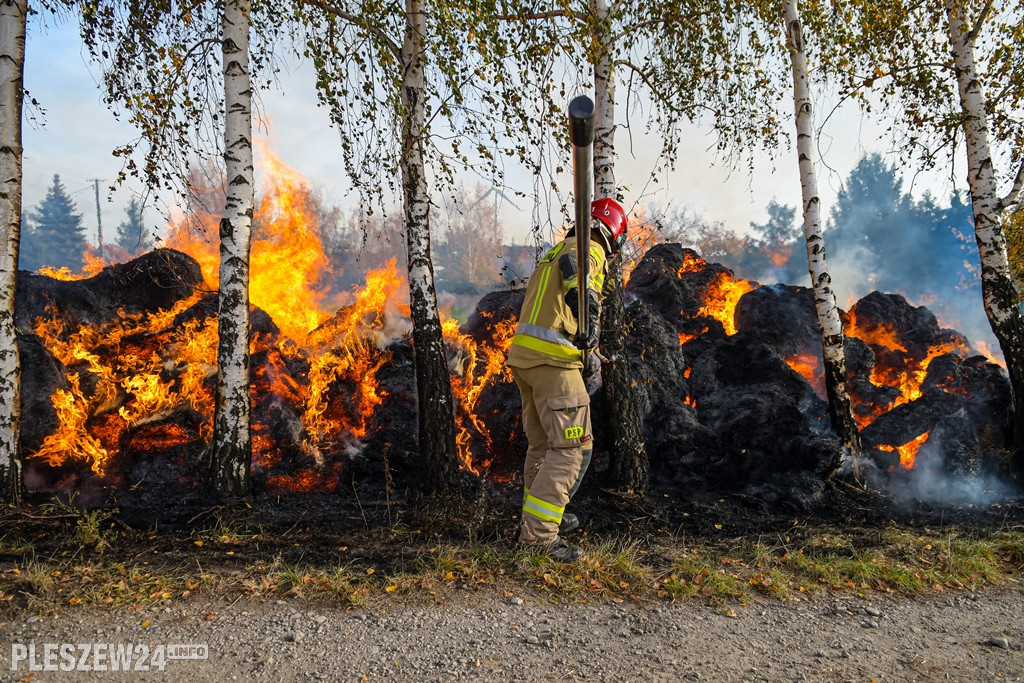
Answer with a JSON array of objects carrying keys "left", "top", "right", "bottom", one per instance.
[
  {"left": 493, "top": 9, "right": 581, "bottom": 22},
  {"left": 614, "top": 58, "right": 702, "bottom": 118},
  {"left": 1000, "top": 158, "right": 1024, "bottom": 211},
  {"left": 299, "top": 0, "right": 401, "bottom": 60},
  {"left": 966, "top": 0, "right": 995, "bottom": 43}
]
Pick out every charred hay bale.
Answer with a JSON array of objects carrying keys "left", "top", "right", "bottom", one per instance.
[
  {"left": 17, "top": 334, "right": 66, "bottom": 457},
  {"left": 355, "top": 339, "right": 421, "bottom": 490},
  {"left": 88, "top": 249, "right": 205, "bottom": 314},
  {"left": 642, "top": 406, "right": 720, "bottom": 494},
  {"left": 845, "top": 336, "right": 902, "bottom": 421},
  {"left": 846, "top": 291, "right": 969, "bottom": 356},
  {"left": 460, "top": 290, "right": 523, "bottom": 343},
  {"left": 16, "top": 272, "right": 102, "bottom": 331},
  {"left": 249, "top": 346, "right": 307, "bottom": 464},
  {"left": 923, "top": 354, "right": 1012, "bottom": 449},
  {"left": 734, "top": 284, "right": 821, "bottom": 359},
  {"left": 623, "top": 302, "right": 688, "bottom": 421},
  {"left": 104, "top": 417, "right": 209, "bottom": 522},
  {"left": 683, "top": 333, "right": 838, "bottom": 502},
  {"left": 858, "top": 389, "right": 963, "bottom": 449},
  {"left": 455, "top": 289, "right": 527, "bottom": 482},
  {"left": 15, "top": 249, "right": 204, "bottom": 330},
  {"left": 860, "top": 387, "right": 1003, "bottom": 478},
  {"left": 625, "top": 243, "right": 729, "bottom": 336},
  {"left": 471, "top": 377, "right": 526, "bottom": 483},
  {"left": 173, "top": 292, "right": 280, "bottom": 341},
  {"left": 585, "top": 301, "right": 692, "bottom": 490}
]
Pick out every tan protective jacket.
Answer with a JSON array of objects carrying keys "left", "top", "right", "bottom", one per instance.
[{"left": 506, "top": 237, "right": 607, "bottom": 370}]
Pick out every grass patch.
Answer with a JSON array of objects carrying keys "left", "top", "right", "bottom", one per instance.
[{"left": 1, "top": 503, "right": 1022, "bottom": 618}]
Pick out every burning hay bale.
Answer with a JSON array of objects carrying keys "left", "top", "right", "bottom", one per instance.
[
  {"left": 624, "top": 243, "right": 839, "bottom": 506},
  {"left": 622, "top": 242, "right": 1014, "bottom": 505},
  {"left": 16, "top": 248, "right": 204, "bottom": 330},
  {"left": 13, "top": 237, "right": 1016, "bottom": 514}
]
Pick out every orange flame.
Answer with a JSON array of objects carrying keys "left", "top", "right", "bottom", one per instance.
[
  {"left": 878, "top": 431, "right": 929, "bottom": 469},
  {"left": 444, "top": 311, "right": 518, "bottom": 474},
  {"left": 786, "top": 350, "right": 825, "bottom": 400},
  {"left": 845, "top": 309, "right": 907, "bottom": 353},
  {"left": 974, "top": 340, "right": 1006, "bottom": 368},
  {"left": 697, "top": 272, "right": 755, "bottom": 336}
]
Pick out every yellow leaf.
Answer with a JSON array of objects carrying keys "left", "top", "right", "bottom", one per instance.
[
  {"left": 715, "top": 524, "right": 722, "bottom": 530},
  {"left": 193, "top": 540, "right": 203, "bottom": 547},
  {"left": 68, "top": 597, "right": 81, "bottom": 605},
  {"left": 141, "top": 621, "right": 150, "bottom": 627},
  {"left": 385, "top": 585, "right": 397, "bottom": 593},
  {"left": 366, "top": 568, "right": 375, "bottom": 575}
]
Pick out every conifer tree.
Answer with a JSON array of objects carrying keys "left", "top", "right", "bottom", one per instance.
[
  {"left": 114, "top": 197, "right": 151, "bottom": 253},
  {"left": 22, "top": 174, "right": 87, "bottom": 272}
]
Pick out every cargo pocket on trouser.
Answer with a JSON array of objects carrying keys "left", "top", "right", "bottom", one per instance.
[
  {"left": 533, "top": 393, "right": 590, "bottom": 502},
  {"left": 544, "top": 394, "right": 592, "bottom": 450}
]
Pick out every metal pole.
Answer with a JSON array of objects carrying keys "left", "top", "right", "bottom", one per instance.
[
  {"left": 90, "top": 178, "right": 103, "bottom": 259},
  {"left": 568, "top": 95, "right": 595, "bottom": 346}
]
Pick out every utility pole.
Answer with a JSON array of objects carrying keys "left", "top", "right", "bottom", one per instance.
[{"left": 90, "top": 178, "right": 103, "bottom": 259}]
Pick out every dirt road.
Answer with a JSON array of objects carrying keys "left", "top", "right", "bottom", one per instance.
[{"left": 3, "top": 587, "right": 1022, "bottom": 682}]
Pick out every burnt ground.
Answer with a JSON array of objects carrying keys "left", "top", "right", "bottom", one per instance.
[{"left": 4, "top": 477, "right": 1024, "bottom": 584}]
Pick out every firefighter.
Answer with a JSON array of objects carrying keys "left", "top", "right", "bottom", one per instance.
[{"left": 507, "top": 197, "right": 629, "bottom": 561}]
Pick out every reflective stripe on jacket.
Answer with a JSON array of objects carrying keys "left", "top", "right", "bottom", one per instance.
[{"left": 507, "top": 237, "right": 607, "bottom": 370}]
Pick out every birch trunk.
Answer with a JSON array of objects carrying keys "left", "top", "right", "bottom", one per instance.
[
  {"left": 0, "top": 0, "right": 25, "bottom": 504},
  {"left": 591, "top": 0, "right": 648, "bottom": 493},
  {"left": 784, "top": 0, "right": 861, "bottom": 474},
  {"left": 402, "top": 0, "right": 459, "bottom": 493},
  {"left": 946, "top": 0, "right": 1024, "bottom": 471},
  {"left": 211, "top": 0, "right": 253, "bottom": 497}
]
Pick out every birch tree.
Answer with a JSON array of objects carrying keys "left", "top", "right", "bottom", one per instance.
[
  {"left": 210, "top": 0, "right": 254, "bottom": 497},
  {"left": 80, "top": 0, "right": 288, "bottom": 496},
  {"left": 0, "top": 0, "right": 26, "bottom": 504},
  {"left": 813, "top": 0, "right": 1024, "bottom": 471},
  {"left": 298, "top": 0, "right": 527, "bottom": 494},
  {"left": 589, "top": 0, "right": 647, "bottom": 492},
  {"left": 783, "top": 0, "right": 861, "bottom": 471}
]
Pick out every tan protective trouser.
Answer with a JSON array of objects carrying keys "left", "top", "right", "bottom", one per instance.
[{"left": 511, "top": 364, "right": 592, "bottom": 545}]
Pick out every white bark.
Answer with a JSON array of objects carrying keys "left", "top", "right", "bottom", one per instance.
[
  {"left": 785, "top": 0, "right": 860, "bottom": 463},
  {"left": 946, "top": 1, "right": 1013, "bottom": 326},
  {"left": 592, "top": 0, "right": 615, "bottom": 200},
  {"left": 592, "top": 0, "right": 647, "bottom": 491},
  {"left": 212, "top": 0, "right": 253, "bottom": 496},
  {"left": 945, "top": 0, "right": 1024, "bottom": 459},
  {"left": 401, "top": 0, "right": 459, "bottom": 490},
  {"left": 0, "top": 0, "right": 25, "bottom": 504}
]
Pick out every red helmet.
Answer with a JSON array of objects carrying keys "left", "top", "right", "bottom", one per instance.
[{"left": 590, "top": 198, "right": 628, "bottom": 253}]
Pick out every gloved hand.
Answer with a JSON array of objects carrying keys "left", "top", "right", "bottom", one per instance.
[
  {"left": 565, "top": 288, "right": 601, "bottom": 349},
  {"left": 575, "top": 319, "right": 600, "bottom": 350},
  {"left": 581, "top": 351, "right": 600, "bottom": 381}
]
